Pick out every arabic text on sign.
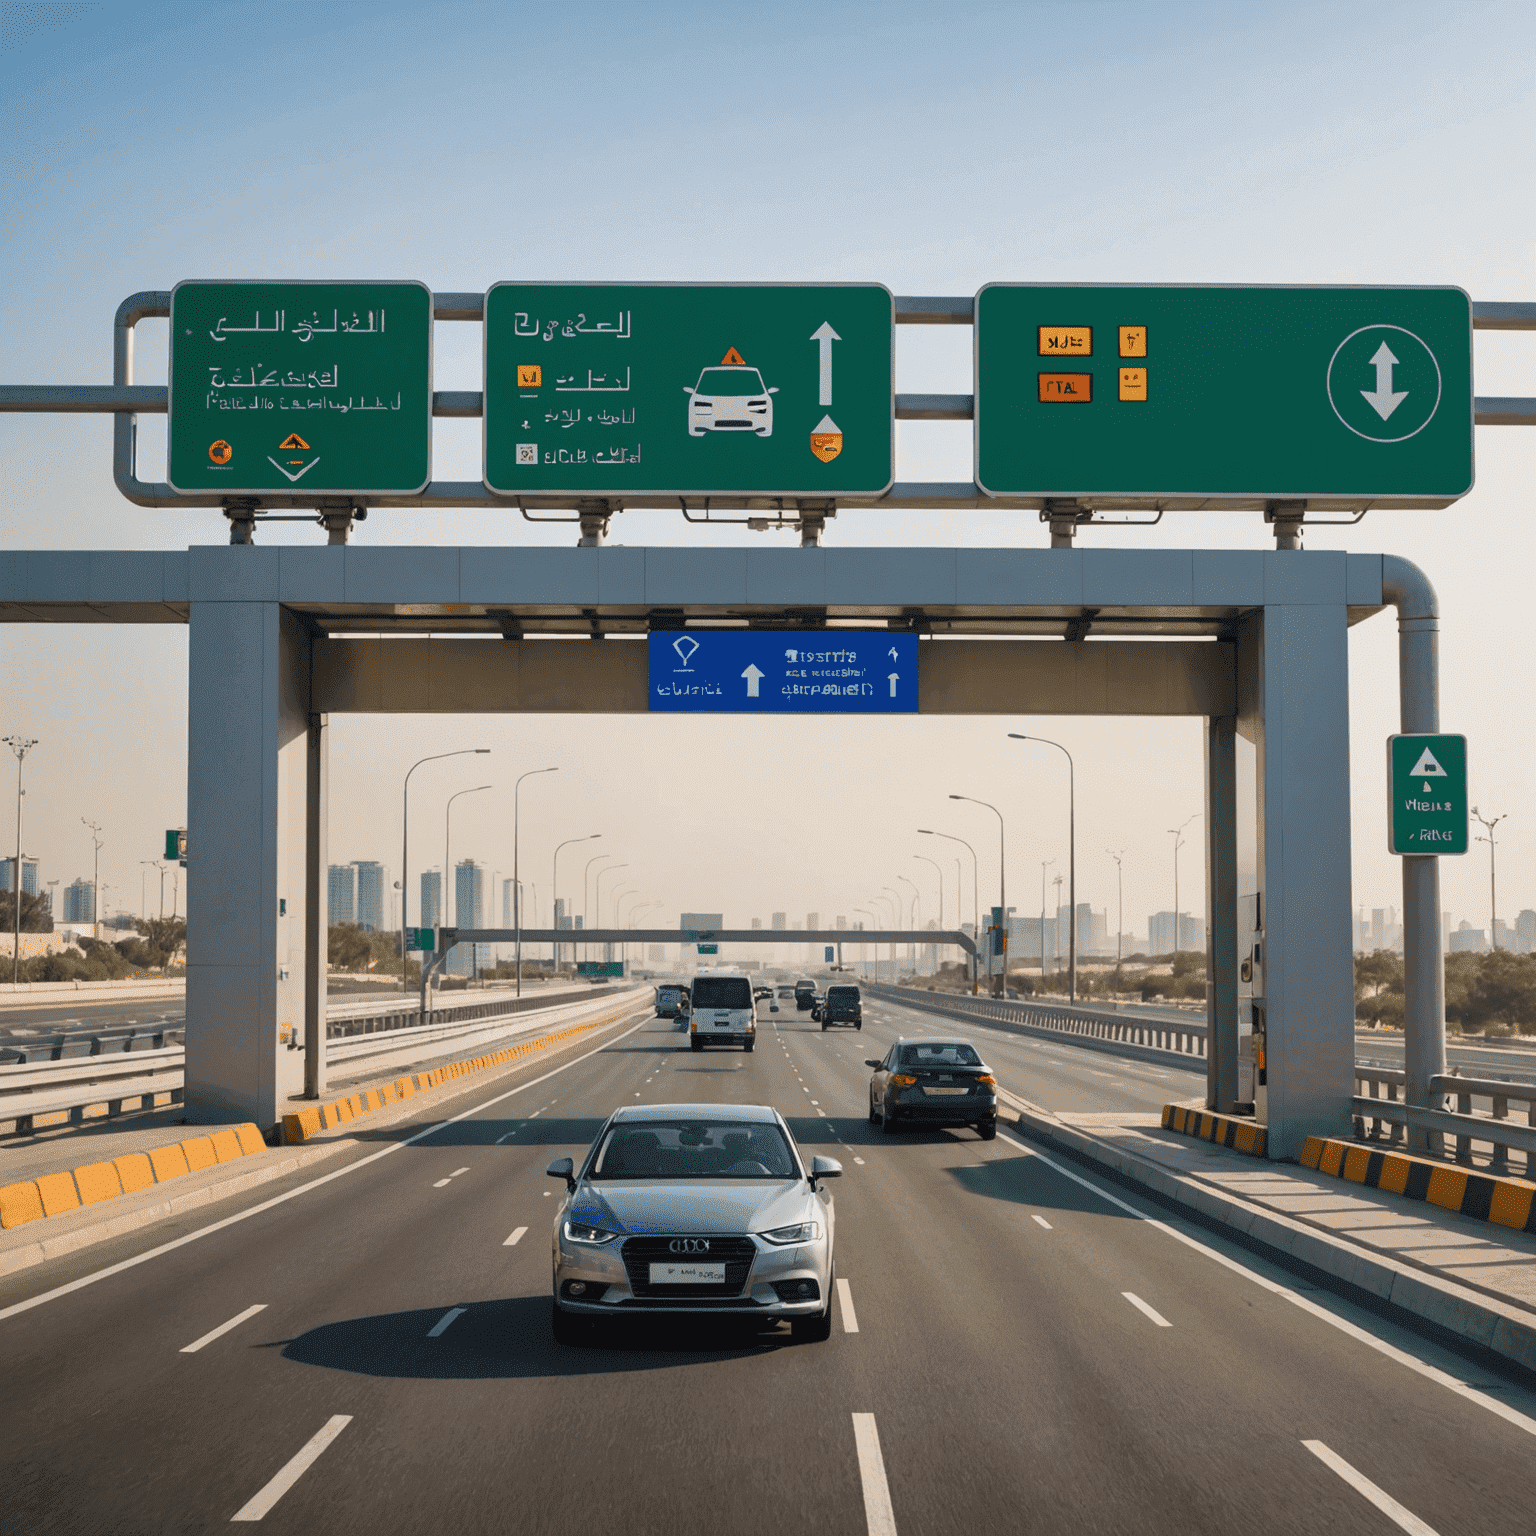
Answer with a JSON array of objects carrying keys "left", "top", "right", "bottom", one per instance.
[
  {"left": 208, "top": 311, "right": 385, "bottom": 343},
  {"left": 511, "top": 311, "right": 632, "bottom": 341},
  {"left": 1039, "top": 373, "right": 1093, "bottom": 403},
  {"left": 1038, "top": 326, "right": 1092, "bottom": 356},
  {"left": 1119, "top": 326, "right": 1147, "bottom": 358}
]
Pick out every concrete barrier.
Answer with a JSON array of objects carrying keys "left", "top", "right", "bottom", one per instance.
[
  {"left": 1162, "top": 1103, "right": 1268, "bottom": 1158},
  {"left": 0, "top": 1120, "right": 270, "bottom": 1230}
]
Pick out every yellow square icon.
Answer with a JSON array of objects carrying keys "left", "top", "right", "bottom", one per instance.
[
  {"left": 1119, "top": 368, "right": 1147, "bottom": 402},
  {"left": 517, "top": 364, "right": 542, "bottom": 389},
  {"left": 1119, "top": 326, "right": 1147, "bottom": 358}
]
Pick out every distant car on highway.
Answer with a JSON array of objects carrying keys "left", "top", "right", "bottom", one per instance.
[
  {"left": 819, "top": 984, "right": 862, "bottom": 1030},
  {"left": 794, "top": 979, "right": 816, "bottom": 1012},
  {"left": 866, "top": 1035, "right": 997, "bottom": 1138},
  {"left": 688, "top": 969, "right": 756, "bottom": 1051},
  {"left": 776, "top": 984, "right": 796, "bottom": 999},
  {"left": 546, "top": 1103, "right": 841, "bottom": 1343},
  {"left": 654, "top": 985, "right": 688, "bottom": 1020}
]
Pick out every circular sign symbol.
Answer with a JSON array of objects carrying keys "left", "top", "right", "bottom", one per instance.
[
  {"left": 1326, "top": 324, "right": 1442, "bottom": 443},
  {"left": 208, "top": 439, "right": 233, "bottom": 465}
]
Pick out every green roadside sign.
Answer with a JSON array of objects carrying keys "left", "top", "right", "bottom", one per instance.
[
  {"left": 164, "top": 829, "right": 186, "bottom": 860},
  {"left": 167, "top": 280, "right": 433, "bottom": 496},
  {"left": 697, "top": 943, "right": 719, "bottom": 955},
  {"left": 483, "top": 283, "right": 894, "bottom": 496},
  {"left": 975, "top": 285, "right": 1473, "bottom": 506},
  {"left": 1388, "top": 734, "right": 1468, "bottom": 854},
  {"left": 405, "top": 927, "right": 435, "bottom": 952}
]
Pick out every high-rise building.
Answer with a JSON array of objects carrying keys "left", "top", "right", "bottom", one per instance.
[
  {"left": 1, "top": 858, "right": 39, "bottom": 896},
  {"left": 836, "top": 915, "right": 847, "bottom": 931},
  {"left": 1516, "top": 910, "right": 1536, "bottom": 955},
  {"left": 1149, "top": 912, "right": 1202, "bottom": 953},
  {"left": 355, "top": 861, "right": 386, "bottom": 932},
  {"left": 1449, "top": 922, "right": 1486, "bottom": 953},
  {"left": 680, "top": 912, "right": 723, "bottom": 931},
  {"left": 327, "top": 864, "right": 356, "bottom": 923},
  {"left": 807, "top": 912, "right": 820, "bottom": 930},
  {"left": 751, "top": 917, "right": 762, "bottom": 929},
  {"left": 419, "top": 870, "right": 442, "bottom": 930},
  {"left": 771, "top": 912, "right": 786, "bottom": 931},
  {"left": 449, "top": 861, "right": 487, "bottom": 976},
  {"left": 64, "top": 878, "right": 95, "bottom": 923}
]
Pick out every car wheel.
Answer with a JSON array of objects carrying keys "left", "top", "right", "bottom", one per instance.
[
  {"left": 690, "top": 1038, "right": 702, "bottom": 1052},
  {"left": 744, "top": 1040, "right": 754, "bottom": 1052},
  {"left": 820, "top": 1022, "right": 828, "bottom": 1032},
  {"left": 791, "top": 1299, "right": 833, "bottom": 1342},
  {"left": 868, "top": 1096, "right": 879, "bottom": 1124},
  {"left": 552, "top": 1300, "right": 586, "bottom": 1347},
  {"left": 978, "top": 1120, "right": 997, "bottom": 1141},
  {"left": 882, "top": 1103, "right": 902, "bottom": 1135}
]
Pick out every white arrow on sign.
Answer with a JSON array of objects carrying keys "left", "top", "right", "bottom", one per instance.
[
  {"left": 267, "top": 455, "right": 321, "bottom": 482},
  {"left": 811, "top": 321, "right": 841, "bottom": 407},
  {"left": 742, "top": 664, "right": 765, "bottom": 698},
  {"left": 1361, "top": 341, "right": 1408, "bottom": 422},
  {"left": 888, "top": 672, "right": 899, "bottom": 697}
]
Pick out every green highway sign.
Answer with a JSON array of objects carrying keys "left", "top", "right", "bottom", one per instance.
[
  {"left": 168, "top": 281, "right": 432, "bottom": 496},
  {"left": 164, "top": 829, "right": 186, "bottom": 860},
  {"left": 975, "top": 285, "right": 1473, "bottom": 506},
  {"left": 1388, "top": 734, "right": 1468, "bottom": 855},
  {"left": 405, "top": 926, "right": 435, "bottom": 952},
  {"left": 483, "top": 283, "right": 893, "bottom": 497},
  {"left": 697, "top": 943, "right": 719, "bottom": 955}
]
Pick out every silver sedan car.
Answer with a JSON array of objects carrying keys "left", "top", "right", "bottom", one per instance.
[{"left": 546, "top": 1103, "right": 840, "bottom": 1343}]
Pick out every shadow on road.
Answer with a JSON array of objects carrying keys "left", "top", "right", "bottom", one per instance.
[
  {"left": 348, "top": 1115, "right": 608, "bottom": 1149},
  {"left": 281, "top": 1295, "right": 793, "bottom": 1379},
  {"left": 944, "top": 1155, "right": 1137, "bottom": 1218}
]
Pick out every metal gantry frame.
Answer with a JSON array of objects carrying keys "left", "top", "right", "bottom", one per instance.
[{"left": 1, "top": 293, "right": 1530, "bottom": 545}]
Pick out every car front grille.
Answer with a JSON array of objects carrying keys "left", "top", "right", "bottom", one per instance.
[{"left": 622, "top": 1235, "right": 757, "bottom": 1298}]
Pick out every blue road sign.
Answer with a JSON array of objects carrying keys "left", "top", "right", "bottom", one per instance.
[{"left": 648, "top": 630, "right": 918, "bottom": 713}]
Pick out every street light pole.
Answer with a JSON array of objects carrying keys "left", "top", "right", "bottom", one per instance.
[
  {"left": 595, "top": 863, "right": 629, "bottom": 965},
  {"left": 855, "top": 906, "right": 879, "bottom": 976},
  {"left": 920, "top": 828, "right": 980, "bottom": 993},
  {"left": 897, "top": 874, "right": 920, "bottom": 970},
  {"left": 81, "top": 817, "right": 104, "bottom": 943},
  {"left": 582, "top": 853, "right": 613, "bottom": 963},
  {"left": 1107, "top": 849, "right": 1126, "bottom": 979},
  {"left": 1471, "top": 807, "right": 1506, "bottom": 948},
  {"left": 950, "top": 795, "right": 1007, "bottom": 996},
  {"left": 444, "top": 784, "right": 492, "bottom": 984},
  {"left": 5, "top": 737, "right": 37, "bottom": 984},
  {"left": 401, "top": 748, "right": 490, "bottom": 994},
  {"left": 1168, "top": 813, "right": 1200, "bottom": 957},
  {"left": 1009, "top": 734, "right": 1077, "bottom": 1002},
  {"left": 914, "top": 853, "right": 945, "bottom": 970},
  {"left": 513, "top": 766, "right": 558, "bottom": 997},
  {"left": 553, "top": 834, "right": 600, "bottom": 971},
  {"left": 1040, "top": 859, "right": 1055, "bottom": 983}
]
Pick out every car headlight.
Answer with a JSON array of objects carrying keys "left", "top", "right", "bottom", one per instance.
[
  {"left": 563, "top": 1219, "right": 619, "bottom": 1246},
  {"left": 759, "top": 1221, "right": 821, "bottom": 1245}
]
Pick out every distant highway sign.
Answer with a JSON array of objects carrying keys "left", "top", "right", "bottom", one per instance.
[
  {"left": 648, "top": 630, "right": 917, "bottom": 714},
  {"left": 167, "top": 280, "right": 433, "bottom": 496},
  {"left": 483, "top": 284, "right": 894, "bottom": 497},
  {"left": 975, "top": 285, "right": 1473, "bottom": 506}
]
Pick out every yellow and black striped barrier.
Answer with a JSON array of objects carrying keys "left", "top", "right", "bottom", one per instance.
[
  {"left": 1162, "top": 1103, "right": 1268, "bottom": 1158},
  {"left": 1300, "top": 1136, "right": 1536, "bottom": 1234}
]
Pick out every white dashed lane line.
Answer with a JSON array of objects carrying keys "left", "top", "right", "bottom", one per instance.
[
  {"left": 428, "top": 1306, "right": 467, "bottom": 1338},
  {"left": 1031, "top": 1214, "right": 1053, "bottom": 1230},
  {"left": 1123, "top": 1292, "right": 1171, "bottom": 1327},
  {"left": 837, "top": 1278, "right": 859, "bottom": 1334},
  {"left": 1302, "top": 1441, "right": 1441, "bottom": 1535},
  {"left": 230, "top": 1415, "right": 352, "bottom": 1523},
  {"left": 851, "top": 1413, "right": 897, "bottom": 1536},
  {"left": 503, "top": 1226, "right": 528, "bottom": 1247},
  {"left": 180, "top": 1303, "right": 267, "bottom": 1355}
]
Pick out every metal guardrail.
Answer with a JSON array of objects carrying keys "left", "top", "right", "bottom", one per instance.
[
  {"left": 0, "top": 985, "right": 638, "bottom": 1134},
  {"left": 1354, "top": 1067, "right": 1535, "bottom": 1179},
  {"left": 325, "top": 984, "right": 616, "bottom": 1039},
  {"left": 869, "top": 983, "right": 1209, "bottom": 1059}
]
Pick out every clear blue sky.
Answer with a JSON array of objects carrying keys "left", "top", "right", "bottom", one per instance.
[{"left": 2, "top": 0, "right": 1532, "bottom": 942}]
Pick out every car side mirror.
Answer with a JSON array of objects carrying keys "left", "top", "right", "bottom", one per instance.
[
  {"left": 768, "top": 386, "right": 780, "bottom": 393},
  {"left": 809, "top": 1154, "right": 842, "bottom": 1189},
  {"left": 683, "top": 385, "right": 695, "bottom": 394},
  {"left": 546, "top": 1157, "right": 575, "bottom": 1192},
  {"left": 864, "top": 1059, "right": 882, "bottom": 1069}
]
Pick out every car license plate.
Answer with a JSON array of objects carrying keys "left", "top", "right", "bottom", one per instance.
[
  {"left": 649, "top": 1262, "right": 726, "bottom": 1284},
  {"left": 924, "top": 1086, "right": 967, "bottom": 1095}
]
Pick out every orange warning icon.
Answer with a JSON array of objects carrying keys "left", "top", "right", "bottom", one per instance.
[
  {"left": 208, "top": 440, "right": 233, "bottom": 465},
  {"left": 277, "top": 433, "right": 310, "bottom": 451},
  {"left": 517, "top": 364, "right": 542, "bottom": 389},
  {"left": 720, "top": 347, "right": 747, "bottom": 366},
  {"left": 809, "top": 414, "right": 843, "bottom": 463}
]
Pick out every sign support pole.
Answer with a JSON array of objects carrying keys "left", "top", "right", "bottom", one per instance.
[{"left": 1385, "top": 557, "right": 1445, "bottom": 1155}]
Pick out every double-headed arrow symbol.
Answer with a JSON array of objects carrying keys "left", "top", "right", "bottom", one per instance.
[
  {"left": 1361, "top": 340, "right": 1408, "bottom": 422},
  {"left": 811, "top": 321, "right": 841, "bottom": 407}
]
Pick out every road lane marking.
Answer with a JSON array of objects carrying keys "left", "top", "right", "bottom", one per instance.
[
  {"left": 229, "top": 1414, "right": 352, "bottom": 1522},
  {"left": 853, "top": 1156, "right": 865, "bottom": 1165},
  {"left": 1302, "top": 1441, "right": 1440, "bottom": 1534},
  {"left": 450, "top": 1167, "right": 468, "bottom": 1177},
  {"left": 998, "top": 1132, "right": 1536, "bottom": 1440},
  {"left": 495, "top": 1132, "right": 516, "bottom": 1143},
  {"left": 0, "top": 1010, "right": 655, "bottom": 1322},
  {"left": 837, "top": 1277, "right": 859, "bottom": 1334},
  {"left": 1031, "top": 1214, "right": 1053, "bottom": 1229},
  {"left": 1123, "top": 1292, "right": 1172, "bottom": 1327},
  {"left": 432, "top": 1179, "right": 452, "bottom": 1188},
  {"left": 851, "top": 1413, "right": 897, "bottom": 1536},
  {"left": 181, "top": 1303, "right": 267, "bottom": 1354},
  {"left": 503, "top": 1226, "right": 528, "bottom": 1247},
  {"left": 427, "top": 1306, "right": 467, "bottom": 1338}
]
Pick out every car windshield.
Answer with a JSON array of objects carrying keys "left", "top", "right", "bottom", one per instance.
[
  {"left": 590, "top": 1119, "right": 798, "bottom": 1179},
  {"left": 696, "top": 368, "right": 766, "bottom": 396},
  {"left": 692, "top": 977, "right": 752, "bottom": 1009},
  {"left": 899, "top": 1042, "right": 983, "bottom": 1067},
  {"left": 828, "top": 987, "right": 859, "bottom": 1001}
]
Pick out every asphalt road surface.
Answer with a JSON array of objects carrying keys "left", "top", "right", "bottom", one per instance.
[{"left": 2, "top": 993, "right": 1533, "bottom": 1535}]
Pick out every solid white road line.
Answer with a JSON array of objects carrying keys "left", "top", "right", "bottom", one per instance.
[
  {"left": 837, "top": 1277, "right": 859, "bottom": 1334},
  {"left": 998, "top": 1131, "right": 1536, "bottom": 1440},
  {"left": 427, "top": 1306, "right": 467, "bottom": 1338},
  {"left": 851, "top": 1413, "right": 897, "bottom": 1536},
  {"left": 432, "top": 1179, "right": 452, "bottom": 1188},
  {"left": 503, "top": 1226, "right": 528, "bottom": 1247},
  {"left": 181, "top": 1303, "right": 267, "bottom": 1354},
  {"left": 229, "top": 1414, "right": 352, "bottom": 1522},
  {"left": 1302, "top": 1441, "right": 1441, "bottom": 1535},
  {"left": 0, "top": 1011, "right": 655, "bottom": 1323},
  {"left": 1123, "top": 1291, "right": 1172, "bottom": 1327},
  {"left": 1031, "top": 1214, "right": 1053, "bottom": 1230},
  {"left": 495, "top": 1132, "right": 515, "bottom": 1144}
]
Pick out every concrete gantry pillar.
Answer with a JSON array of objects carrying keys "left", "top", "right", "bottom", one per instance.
[
  {"left": 1238, "top": 595, "right": 1356, "bottom": 1159},
  {"left": 185, "top": 573, "right": 315, "bottom": 1127},
  {"left": 1204, "top": 710, "right": 1240, "bottom": 1114}
]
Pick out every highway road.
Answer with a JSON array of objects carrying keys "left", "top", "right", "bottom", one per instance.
[{"left": 2, "top": 991, "right": 1533, "bottom": 1534}]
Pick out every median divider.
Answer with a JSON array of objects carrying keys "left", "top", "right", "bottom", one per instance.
[
  {"left": 1162, "top": 1103, "right": 1268, "bottom": 1158},
  {"left": 1299, "top": 1135, "right": 1536, "bottom": 1234},
  {"left": 0, "top": 1122, "right": 266, "bottom": 1231},
  {"left": 280, "top": 1008, "right": 630, "bottom": 1146}
]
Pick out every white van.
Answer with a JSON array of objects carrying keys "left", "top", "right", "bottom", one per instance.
[{"left": 688, "top": 969, "right": 757, "bottom": 1052}]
